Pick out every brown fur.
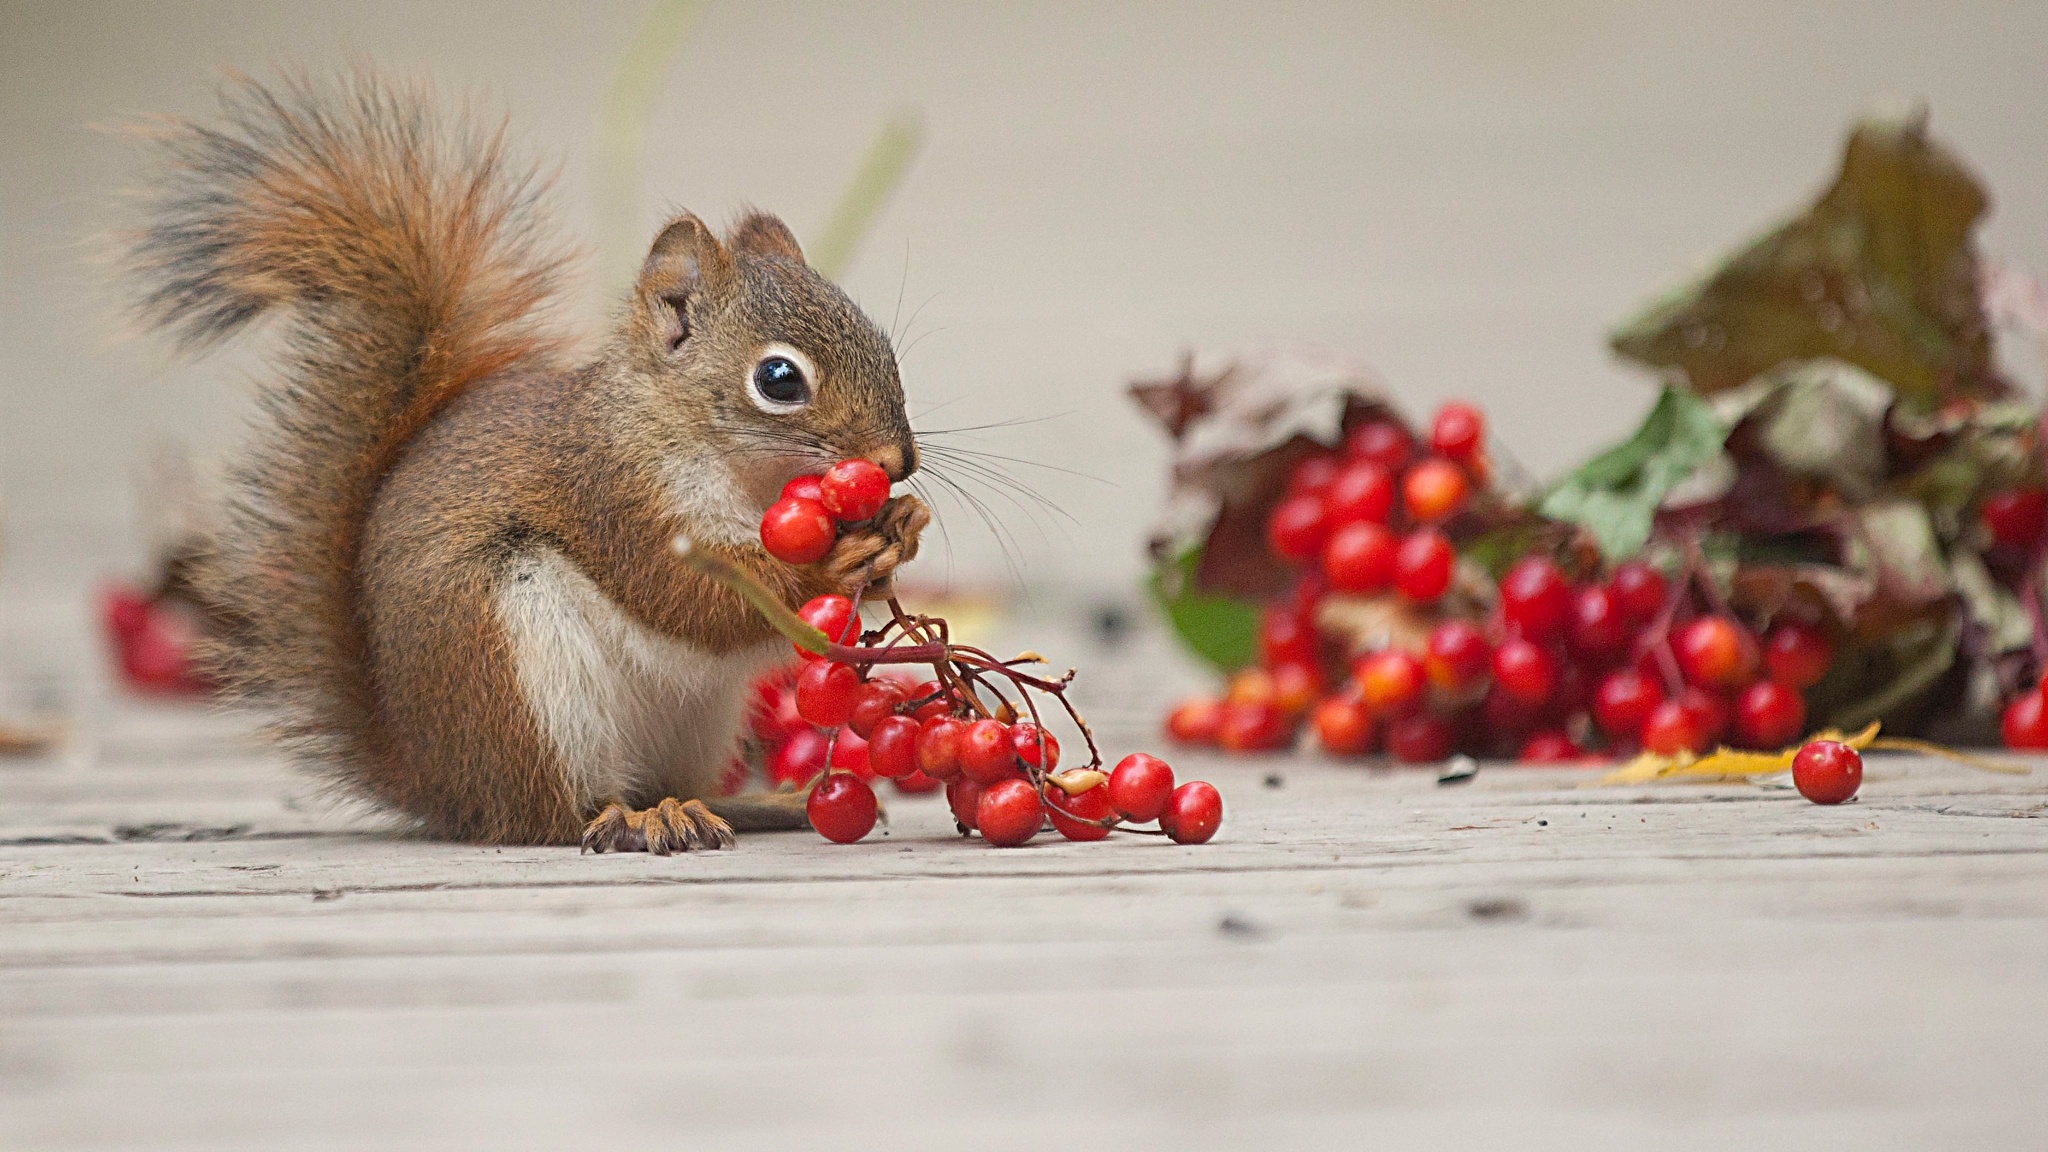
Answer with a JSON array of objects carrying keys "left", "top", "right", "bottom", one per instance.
[{"left": 125, "top": 72, "right": 924, "bottom": 846}]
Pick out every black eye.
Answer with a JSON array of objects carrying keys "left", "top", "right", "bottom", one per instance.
[{"left": 752, "top": 355, "right": 810, "bottom": 406}]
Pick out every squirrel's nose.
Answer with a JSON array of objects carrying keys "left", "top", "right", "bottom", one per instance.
[{"left": 870, "top": 440, "right": 917, "bottom": 482}]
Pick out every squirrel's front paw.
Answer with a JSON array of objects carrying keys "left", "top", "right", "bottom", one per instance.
[
  {"left": 581, "top": 798, "right": 735, "bottom": 855},
  {"left": 819, "top": 493, "right": 929, "bottom": 596}
]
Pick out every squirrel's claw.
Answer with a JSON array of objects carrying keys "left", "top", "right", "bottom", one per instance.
[
  {"left": 580, "top": 798, "right": 735, "bottom": 855},
  {"left": 821, "top": 493, "right": 929, "bottom": 596}
]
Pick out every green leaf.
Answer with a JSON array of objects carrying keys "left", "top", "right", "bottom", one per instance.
[
  {"left": 1610, "top": 111, "right": 1994, "bottom": 411},
  {"left": 1147, "top": 544, "right": 1259, "bottom": 672},
  {"left": 1538, "top": 385, "right": 1727, "bottom": 559}
]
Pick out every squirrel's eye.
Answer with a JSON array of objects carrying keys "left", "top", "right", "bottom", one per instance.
[{"left": 749, "top": 354, "right": 811, "bottom": 412}]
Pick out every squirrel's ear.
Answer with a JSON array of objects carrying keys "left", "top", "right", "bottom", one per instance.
[
  {"left": 727, "top": 212, "right": 805, "bottom": 265},
  {"left": 635, "top": 213, "right": 735, "bottom": 352}
]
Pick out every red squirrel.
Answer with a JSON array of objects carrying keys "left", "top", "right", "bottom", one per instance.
[{"left": 125, "top": 73, "right": 929, "bottom": 852}]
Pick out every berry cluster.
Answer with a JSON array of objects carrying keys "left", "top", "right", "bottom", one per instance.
[
  {"left": 728, "top": 460, "right": 1223, "bottom": 847},
  {"left": 1169, "top": 403, "right": 1844, "bottom": 763}
]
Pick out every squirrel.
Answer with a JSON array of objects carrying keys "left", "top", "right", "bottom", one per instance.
[{"left": 124, "top": 73, "right": 929, "bottom": 853}]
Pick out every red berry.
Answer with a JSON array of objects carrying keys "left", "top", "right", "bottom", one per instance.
[
  {"left": 1499, "top": 557, "right": 1570, "bottom": 642},
  {"left": 846, "top": 678, "right": 906, "bottom": 738},
  {"left": 958, "top": 719, "right": 1019, "bottom": 783},
  {"left": 1424, "top": 619, "right": 1492, "bottom": 693},
  {"left": 1764, "top": 622, "right": 1833, "bottom": 690},
  {"left": 976, "top": 778, "right": 1043, "bottom": 846},
  {"left": 1266, "top": 495, "right": 1331, "bottom": 562},
  {"left": 1158, "top": 781, "right": 1223, "bottom": 844},
  {"left": 768, "top": 728, "right": 830, "bottom": 786},
  {"left": 1324, "top": 461, "right": 1396, "bottom": 526},
  {"left": 1311, "top": 694, "right": 1375, "bottom": 755},
  {"left": 748, "top": 677, "right": 806, "bottom": 742},
  {"left": 1491, "top": 637, "right": 1558, "bottom": 706},
  {"left": 1288, "top": 453, "right": 1342, "bottom": 497},
  {"left": 1401, "top": 458, "right": 1469, "bottom": 523},
  {"left": 866, "top": 715, "right": 921, "bottom": 778},
  {"left": 946, "top": 778, "right": 988, "bottom": 831},
  {"left": 907, "top": 681, "right": 953, "bottom": 723},
  {"left": 1981, "top": 487, "right": 2048, "bottom": 548},
  {"left": 1345, "top": 419, "right": 1414, "bottom": 472},
  {"left": 1356, "top": 649, "right": 1425, "bottom": 716},
  {"left": 915, "top": 716, "right": 967, "bottom": 779},
  {"left": 807, "top": 773, "right": 879, "bottom": 843},
  {"left": 1322, "top": 521, "right": 1399, "bottom": 593},
  {"left": 1677, "top": 687, "right": 1731, "bottom": 744},
  {"left": 1518, "top": 730, "right": 1581, "bottom": 762},
  {"left": 795, "top": 595, "right": 857, "bottom": 660},
  {"left": 827, "top": 728, "right": 871, "bottom": 778},
  {"left": 1010, "top": 723, "right": 1061, "bottom": 772},
  {"left": 1566, "top": 586, "right": 1627, "bottom": 664},
  {"left": 1479, "top": 683, "right": 1539, "bottom": 746},
  {"left": 1592, "top": 669, "right": 1664, "bottom": 742},
  {"left": 818, "top": 458, "right": 891, "bottom": 522},
  {"left": 1226, "top": 668, "right": 1277, "bottom": 709},
  {"left": 761, "top": 496, "right": 837, "bottom": 564},
  {"left": 1108, "top": 753, "right": 1176, "bottom": 821},
  {"left": 1269, "top": 661, "right": 1322, "bottom": 715},
  {"left": 1791, "top": 740, "right": 1863, "bottom": 805},
  {"left": 1674, "top": 616, "right": 1759, "bottom": 689},
  {"left": 1607, "top": 561, "right": 1669, "bottom": 626},
  {"left": 1217, "top": 702, "right": 1290, "bottom": 752},
  {"left": 1641, "top": 700, "right": 1708, "bottom": 756},
  {"left": 2001, "top": 691, "right": 2048, "bottom": 749},
  {"left": 1430, "top": 402, "right": 1485, "bottom": 463},
  {"left": 1734, "top": 680, "right": 1806, "bottom": 749},
  {"left": 1392, "top": 530, "right": 1454, "bottom": 602},
  {"left": 101, "top": 587, "right": 152, "bottom": 640},
  {"left": 1385, "top": 712, "right": 1453, "bottom": 763},
  {"left": 1046, "top": 781, "right": 1115, "bottom": 841},
  {"left": 795, "top": 661, "right": 859, "bottom": 727},
  {"left": 780, "top": 474, "right": 825, "bottom": 502},
  {"left": 1165, "top": 697, "right": 1225, "bottom": 745},
  {"left": 1258, "top": 605, "right": 1318, "bottom": 667}
]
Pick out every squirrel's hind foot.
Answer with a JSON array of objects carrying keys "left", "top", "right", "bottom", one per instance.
[{"left": 580, "top": 797, "right": 736, "bottom": 855}]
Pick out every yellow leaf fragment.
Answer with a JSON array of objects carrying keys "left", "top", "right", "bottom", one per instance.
[{"left": 1592, "top": 723, "right": 1881, "bottom": 787}]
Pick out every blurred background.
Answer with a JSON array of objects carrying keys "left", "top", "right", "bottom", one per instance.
[{"left": 5, "top": 0, "right": 2048, "bottom": 647}]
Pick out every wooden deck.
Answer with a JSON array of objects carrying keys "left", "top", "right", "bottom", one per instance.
[{"left": 3, "top": 618, "right": 2047, "bottom": 1149}]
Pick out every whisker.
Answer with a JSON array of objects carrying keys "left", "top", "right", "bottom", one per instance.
[{"left": 919, "top": 442, "right": 1113, "bottom": 486}]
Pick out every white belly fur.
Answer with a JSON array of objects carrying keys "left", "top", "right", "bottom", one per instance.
[{"left": 495, "top": 548, "right": 780, "bottom": 810}]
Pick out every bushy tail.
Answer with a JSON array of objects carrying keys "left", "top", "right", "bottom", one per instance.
[{"left": 127, "top": 72, "right": 568, "bottom": 798}]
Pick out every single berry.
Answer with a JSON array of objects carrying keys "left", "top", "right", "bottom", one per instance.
[
  {"left": 1518, "top": 730, "right": 1581, "bottom": 762},
  {"left": 1676, "top": 687, "right": 1731, "bottom": 743},
  {"left": 1499, "top": 557, "right": 1571, "bottom": 642},
  {"left": 1764, "top": 622, "right": 1833, "bottom": 690},
  {"left": 807, "top": 773, "right": 879, "bottom": 843},
  {"left": 1165, "top": 698, "right": 1226, "bottom": 744},
  {"left": 1402, "top": 458, "right": 1469, "bottom": 523},
  {"left": 2000, "top": 691, "right": 2048, "bottom": 749},
  {"left": 1356, "top": 649, "right": 1426, "bottom": 716},
  {"left": 1567, "top": 585, "right": 1627, "bottom": 664},
  {"left": 795, "top": 594, "right": 857, "bottom": 660},
  {"left": 1288, "top": 453, "right": 1342, "bottom": 497},
  {"left": 1734, "top": 680, "right": 1806, "bottom": 749},
  {"left": 1322, "top": 521, "right": 1399, "bottom": 593},
  {"left": 1607, "top": 560, "right": 1669, "bottom": 626},
  {"left": 915, "top": 716, "right": 967, "bottom": 779},
  {"left": 1491, "top": 637, "right": 1558, "bottom": 706},
  {"left": 1791, "top": 740, "right": 1862, "bottom": 805},
  {"left": 1641, "top": 700, "right": 1708, "bottom": 756},
  {"left": 1258, "top": 605, "right": 1319, "bottom": 667},
  {"left": 1324, "top": 461, "right": 1396, "bottom": 527},
  {"left": 795, "top": 661, "right": 859, "bottom": 727},
  {"left": 1430, "top": 402, "right": 1485, "bottom": 463},
  {"left": 827, "top": 728, "right": 871, "bottom": 778},
  {"left": 768, "top": 728, "right": 830, "bottom": 787},
  {"left": 761, "top": 497, "right": 837, "bottom": 564},
  {"left": 976, "top": 779, "right": 1044, "bottom": 847},
  {"left": 1385, "top": 712, "right": 1454, "bottom": 763},
  {"left": 1226, "top": 667, "right": 1277, "bottom": 708},
  {"left": 1217, "top": 702, "right": 1290, "bottom": 752},
  {"left": 749, "top": 678, "right": 806, "bottom": 742},
  {"left": 1424, "top": 619, "right": 1492, "bottom": 693},
  {"left": 906, "top": 680, "right": 953, "bottom": 723},
  {"left": 1010, "top": 723, "right": 1062, "bottom": 772},
  {"left": 1046, "top": 781, "right": 1115, "bottom": 841},
  {"left": 819, "top": 458, "right": 891, "bottom": 521},
  {"left": 1674, "top": 616, "right": 1759, "bottom": 689},
  {"left": 866, "top": 715, "right": 921, "bottom": 779},
  {"left": 1266, "top": 495, "right": 1331, "bottom": 562},
  {"left": 946, "top": 778, "right": 988, "bottom": 831},
  {"left": 1981, "top": 487, "right": 2048, "bottom": 548},
  {"left": 1345, "top": 419, "right": 1414, "bottom": 472},
  {"left": 1108, "top": 753, "right": 1176, "bottom": 821},
  {"left": 846, "top": 678, "right": 907, "bottom": 738},
  {"left": 780, "top": 474, "right": 825, "bottom": 503},
  {"left": 1393, "top": 530, "right": 1455, "bottom": 602},
  {"left": 1311, "top": 694, "right": 1375, "bottom": 755},
  {"left": 1158, "top": 781, "right": 1223, "bottom": 844},
  {"left": 1592, "top": 669, "right": 1663, "bottom": 742},
  {"left": 1268, "top": 661, "right": 1323, "bottom": 714},
  {"left": 958, "top": 719, "right": 1019, "bottom": 783}
]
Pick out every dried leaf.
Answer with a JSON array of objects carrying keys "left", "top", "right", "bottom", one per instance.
[{"left": 1594, "top": 723, "right": 1881, "bottom": 786}]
